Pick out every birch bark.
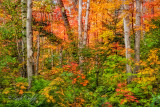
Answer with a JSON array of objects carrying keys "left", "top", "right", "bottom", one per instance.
[
  {"left": 134, "top": 0, "right": 141, "bottom": 73},
  {"left": 26, "top": 0, "right": 33, "bottom": 88},
  {"left": 123, "top": 0, "right": 132, "bottom": 82}
]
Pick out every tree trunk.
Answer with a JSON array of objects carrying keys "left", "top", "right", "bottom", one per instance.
[
  {"left": 41, "top": 37, "right": 44, "bottom": 70},
  {"left": 131, "top": 0, "right": 135, "bottom": 35},
  {"left": 57, "top": 0, "right": 73, "bottom": 40},
  {"left": 123, "top": 0, "right": 132, "bottom": 83},
  {"left": 57, "top": 0, "right": 75, "bottom": 65},
  {"left": 51, "top": 23, "right": 54, "bottom": 67},
  {"left": 35, "top": 34, "right": 40, "bottom": 76},
  {"left": 21, "top": 0, "right": 27, "bottom": 36},
  {"left": 21, "top": 0, "right": 27, "bottom": 78},
  {"left": 83, "top": 0, "right": 90, "bottom": 47},
  {"left": 142, "top": 0, "right": 146, "bottom": 42},
  {"left": 134, "top": 0, "right": 141, "bottom": 73},
  {"left": 59, "top": 46, "right": 63, "bottom": 67},
  {"left": 26, "top": 0, "right": 33, "bottom": 89},
  {"left": 95, "top": 55, "right": 99, "bottom": 87},
  {"left": 78, "top": 0, "right": 83, "bottom": 72},
  {"left": 51, "top": 48, "right": 54, "bottom": 67}
]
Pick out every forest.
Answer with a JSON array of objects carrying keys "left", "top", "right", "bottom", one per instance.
[{"left": 0, "top": 0, "right": 160, "bottom": 106}]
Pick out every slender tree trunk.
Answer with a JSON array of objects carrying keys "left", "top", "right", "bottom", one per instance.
[
  {"left": 21, "top": 0, "right": 27, "bottom": 78},
  {"left": 22, "top": 38, "right": 27, "bottom": 77},
  {"left": 78, "top": 0, "right": 83, "bottom": 72},
  {"left": 83, "top": 0, "right": 90, "bottom": 47},
  {"left": 123, "top": 0, "right": 132, "bottom": 83},
  {"left": 57, "top": 0, "right": 73, "bottom": 40},
  {"left": 51, "top": 22, "right": 54, "bottom": 68},
  {"left": 41, "top": 37, "right": 44, "bottom": 70},
  {"left": 131, "top": 0, "right": 135, "bottom": 35},
  {"left": 134, "top": 0, "right": 141, "bottom": 73},
  {"left": 142, "top": 0, "right": 146, "bottom": 41},
  {"left": 35, "top": 34, "right": 40, "bottom": 76},
  {"left": 95, "top": 55, "right": 99, "bottom": 87},
  {"left": 21, "top": 0, "right": 27, "bottom": 36},
  {"left": 51, "top": 48, "right": 54, "bottom": 67},
  {"left": 57, "top": 0, "right": 75, "bottom": 65},
  {"left": 16, "top": 36, "right": 23, "bottom": 77},
  {"left": 26, "top": 0, "right": 33, "bottom": 89},
  {"left": 59, "top": 46, "right": 63, "bottom": 67}
]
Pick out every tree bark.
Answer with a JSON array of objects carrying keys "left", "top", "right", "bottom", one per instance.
[
  {"left": 59, "top": 46, "right": 63, "bottom": 67},
  {"left": 142, "top": 0, "right": 146, "bottom": 41},
  {"left": 123, "top": 0, "right": 132, "bottom": 83},
  {"left": 21, "top": 0, "right": 27, "bottom": 36},
  {"left": 131, "top": 0, "right": 135, "bottom": 35},
  {"left": 35, "top": 34, "right": 40, "bottom": 76},
  {"left": 26, "top": 0, "right": 33, "bottom": 89},
  {"left": 51, "top": 48, "right": 54, "bottom": 67},
  {"left": 21, "top": 0, "right": 27, "bottom": 77},
  {"left": 57, "top": 0, "right": 75, "bottom": 65},
  {"left": 57, "top": 0, "right": 73, "bottom": 40},
  {"left": 78, "top": 0, "right": 83, "bottom": 72},
  {"left": 41, "top": 37, "right": 44, "bottom": 70},
  {"left": 83, "top": 0, "right": 90, "bottom": 47},
  {"left": 134, "top": 0, "right": 141, "bottom": 73}
]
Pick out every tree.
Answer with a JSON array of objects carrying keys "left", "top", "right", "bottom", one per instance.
[
  {"left": 35, "top": 32, "right": 40, "bottom": 76},
  {"left": 142, "top": 0, "right": 146, "bottom": 40},
  {"left": 26, "top": 0, "right": 33, "bottom": 88},
  {"left": 134, "top": 0, "right": 141, "bottom": 73},
  {"left": 123, "top": 0, "right": 132, "bottom": 82},
  {"left": 78, "top": 0, "right": 83, "bottom": 72},
  {"left": 21, "top": 0, "right": 27, "bottom": 77},
  {"left": 83, "top": 0, "right": 90, "bottom": 47},
  {"left": 57, "top": 0, "right": 73, "bottom": 40}
]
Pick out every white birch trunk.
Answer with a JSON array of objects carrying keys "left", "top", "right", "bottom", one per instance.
[
  {"left": 134, "top": 0, "right": 141, "bottom": 73},
  {"left": 26, "top": 0, "right": 33, "bottom": 88},
  {"left": 123, "top": 0, "right": 132, "bottom": 83},
  {"left": 83, "top": 0, "right": 90, "bottom": 47},
  {"left": 78, "top": 0, "right": 83, "bottom": 72},
  {"left": 142, "top": 0, "right": 146, "bottom": 39}
]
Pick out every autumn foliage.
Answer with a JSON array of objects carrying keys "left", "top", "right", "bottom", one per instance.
[{"left": 0, "top": 0, "right": 160, "bottom": 106}]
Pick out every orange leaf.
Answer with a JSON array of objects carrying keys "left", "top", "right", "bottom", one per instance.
[{"left": 19, "top": 90, "right": 24, "bottom": 95}]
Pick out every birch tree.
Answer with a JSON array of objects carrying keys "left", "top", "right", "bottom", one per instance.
[
  {"left": 83, "top": 0, "right": 90, "bottom": 47},
  {"left": 78, "top": 0, "right": 83, "bottom": 72},
  {"left": 26, "top": 0, "right": 33, "bottom": 88},
  {"left": 123, "top": 0, "right": 132, "bottom": 83},
  {"left": 134, "top": 0, "right": 141, "bottom": 73},
  {"left": 142, "top": 0, "right": 146, "bottom": 40}
]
